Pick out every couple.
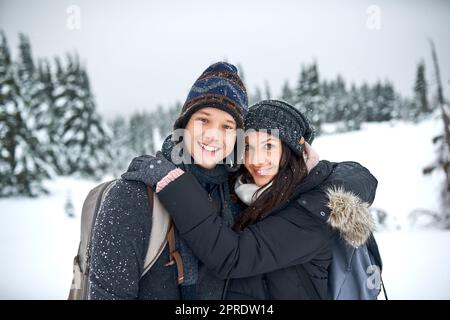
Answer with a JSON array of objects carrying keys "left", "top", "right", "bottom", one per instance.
[{"left": 88, "top": 62, "right": 378, "bottom": 300}]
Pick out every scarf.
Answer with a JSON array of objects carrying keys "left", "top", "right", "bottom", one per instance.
[{"left": 234, "top": 175, "right": 273, "bottom": 205}]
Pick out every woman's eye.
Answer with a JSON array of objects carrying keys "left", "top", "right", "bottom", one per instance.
[
  {"left": 223, "top": 125, "right": 235, "bottom": 130},
  {"left": 264, "top": 143, "right": 274, "bottom": 150},
  {"left": 197, "top": 118, "right": 208, "bottom": 124}
]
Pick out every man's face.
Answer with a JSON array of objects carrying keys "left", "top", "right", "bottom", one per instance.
[{"left": 184, "top": 107, "right": 237, "bottom": 169}]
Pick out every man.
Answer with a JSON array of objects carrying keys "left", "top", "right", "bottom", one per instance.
[{"left": 88, "top": 62, "right": 248, "bottom": 299}]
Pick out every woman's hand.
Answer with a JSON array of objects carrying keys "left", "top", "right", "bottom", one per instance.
[
  {"left": 121, "top": 151, "right": 179, "bottom": 190},
  {"left": 303, "top": 142, "right": 320, "bottom": 174}
]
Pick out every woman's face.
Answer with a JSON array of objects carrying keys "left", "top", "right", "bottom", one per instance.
[
  {"left": 244, "top": 131, "right": 283, "bottom": 187},
  {"left": 184, "top": 107, "right": 237, "bottom": 169}
]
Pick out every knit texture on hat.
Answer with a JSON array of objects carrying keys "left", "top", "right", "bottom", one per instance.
[
  {"left": 174, "top": 62, "right": 248, "bottom": 130},
  {"left": 245, "top": 100, "right": 315, "bottom": 156}
]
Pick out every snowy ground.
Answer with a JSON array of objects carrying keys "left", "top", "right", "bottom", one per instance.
[{"left": 1, "top": 116, "right": 449, "bottom": 299}]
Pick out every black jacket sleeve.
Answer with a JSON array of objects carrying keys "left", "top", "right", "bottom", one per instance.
[
  {"left": 158, "top": 173, "right": 332, "bottom": 280},
  {"left": 295, "top": 161, "right": 378, "bottom": 223},
  {"left": 88, "top": 180, "right": 151, "bottom": 299}
]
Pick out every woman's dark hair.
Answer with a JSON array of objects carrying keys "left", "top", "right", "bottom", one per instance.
[{"left": 232, "top": 141, "right": 308, "bottom": 231}]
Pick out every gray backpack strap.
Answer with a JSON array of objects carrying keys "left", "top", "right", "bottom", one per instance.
[
  {"left": 68, "top": 180, "right": 116, "bottom": 300},
  {"left": 141, "top": 187, "right": 171, "bottom": 276},
  {"left": 141, "top": 186, "right": 184, "bottom": 284}
]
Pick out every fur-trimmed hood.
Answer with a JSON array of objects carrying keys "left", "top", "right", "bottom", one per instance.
[{"left": 326, "top": 186, "right": 375, "bottom": 247}]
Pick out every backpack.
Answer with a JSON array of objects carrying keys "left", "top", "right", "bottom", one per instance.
[
  {"left": 327, "top": 233, "right": 387, "bottom": 300},
  {"left": 67, "top": 180, "right": 184, "bottom": 300},
  {"left": 298, "top": 233, "right": 387, "bottom": 300}
]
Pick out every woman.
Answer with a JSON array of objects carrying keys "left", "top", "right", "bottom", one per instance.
[{"left": 123, "top": 100, "right": 378, "bottom": 299}]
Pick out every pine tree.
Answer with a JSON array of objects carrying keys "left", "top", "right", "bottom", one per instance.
[
  {"left": 323, "top": 76, "right": 348, "bottom": 124},
  {"left": 359, "top": 83, "right": 376, "bottom": 121},
  {"left": 394, "top": 96, "right": 413, "bottom": 121},
  {"left": 129, "top": 111, "right": 155, "bottom": 156},
  {"left": 371, "top": 81, "right": 395, "bottom": 122},
  {"left": 422, "top": 39, "right": 450, "bottom": 228},
  {"left": 17, "top": 34, "right": 35, "bottom": 83},
  {"left": 76, "top": 66, "right": 111, "bottom": 177},
  {"left": 0, "top": 32, "right": 51, "bottom": 196},
  {"left": 155, "top": 104, "right": 178, "bottom": 142},
  {"left": 381, "top": 81, "right": 396, "bottom": 121},
  {"left": 264, "top": 80, "right": 271, "bottom": 100},
  {"left": 412, "top": 61, "right": 430, "bottom": 119},
  {"left": 52, "top": 54, "right": 110, "bottom": 178},
  {"left": 321, "top": 79, "right": 332, "bottom": 123},
  {"left": 237, "top": 63, "right": 245, "bottom": 83},
  {"left": 280, "top": 80, "right": 295, "bottom": 105},
  {"left": 343, "top": 84, "right": 364, "bottom": 131},
  {"left": 49, "top": 56, "right": 69, "bottom": 174},
  {"left": 335, "top": 76, "right": 348, "bottom": 122},
  {"left": 36, "top": 58, "right": 62, "bottom": 171},
  {"left": 0, "top": 30, "right": 19, "bottom": 196},
  {"left": 296, "top": 62, "right": 325, "bottom": 133},
  {"left": 249, "top": 86, "right": 262, "bottom": 106},
  {"left": 108, "top": 115, "right": 132, "bottom": 177},
  {"left": 295, "top": 66, "right": 308, "bottom": 107}
]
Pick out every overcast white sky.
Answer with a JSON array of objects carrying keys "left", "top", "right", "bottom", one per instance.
[{"left": 1, "top": 0, "right": 449, "bottom": 120}]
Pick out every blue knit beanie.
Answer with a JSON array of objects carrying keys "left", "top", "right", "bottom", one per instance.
[{"left": 174, "top": 62, "right": 248, "bottom": 130}]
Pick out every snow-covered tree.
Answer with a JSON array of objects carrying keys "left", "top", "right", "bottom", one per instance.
[
  {"left": 264, "top": 80, "right": 271, "bottom": 100},
  {"left": 154, "top": 103, "right": 179, "bottom": 142},
  {"left": 129, "top": 111, "right": 155, "bottom": 156},
  {"left": 371, "top": 81, "right": 395, "bottom": 122},
  {"left": 382, "top": 82, "right": 396, "bottom": 121},
  {"left": 52, "top": 54, "right": 111, "bottom": 178},
  {"left": 423, "top": 39, "right": 450, "bottom": 229},
  {"left": 108, "top": 115, "right": 133, "bottom": 177},
  {"left": 249, "top": 86, "right": 262, "bottom": 106},
  {"left": 0, "top": 31, "right": 20, "bottom": 196},
  {"left": 295, "top": 62, "right": 325, "bottom": 133},
  {"left": 0, "top": 32, "right": 52, "bottom": 197},
  {"left": 237, "top": 63, "right": 246, "bottom": 83},
  {"left": 322, "top": 76, "right": 348, "bottom": 123},
  {"left": 280, "top": 80, "right": 295, "bottom": 105},
  {"left": 17, "top": 35, "right": 56, "bottom": 182},
  {"left": 343, "top": 84, "right": 365, "bottom": 131},
  {"left": 411, "top": 61, "right": 430, "bottom": 120},
  {"left": 35, "top": 58, "right": 64, "bottom": 172}
]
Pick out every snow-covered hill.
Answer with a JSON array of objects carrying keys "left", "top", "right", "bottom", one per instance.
[{"left": 1, "top": 116, "right": 449, "bottom": 299}]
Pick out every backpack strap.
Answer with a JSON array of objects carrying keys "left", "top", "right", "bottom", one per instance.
[
  {"left": 142, "top": 186, "right": 169, "bottom": 276},
  {"left": 142, "top": 186, "right": 184, "bottom": 285},
  {"left": 165, "top": 223, "right": 185, "bottom": 284},
  {"left": 367, "top": 234, "right": 388, "bottom": 300}
]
